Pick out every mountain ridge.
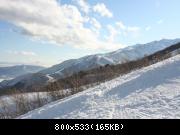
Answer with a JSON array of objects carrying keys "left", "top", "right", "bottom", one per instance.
[
  {"left": 0, "top": 38, "right": 180, "bottom": 91},
  {"left": 0, "top": 65, "right": 45, "bottom": 81},
  {"left": 40, "top": 38, "right": 180, "bottom": 76}
]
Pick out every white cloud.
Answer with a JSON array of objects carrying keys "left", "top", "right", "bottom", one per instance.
[
  {"left": 106, "top": 25, "right": 119, "bottom": 42},
  {"left": 21, "top": 51, "right": 37, "bottom": 56},
  {"left": 106, "top": 24, "right": 141, "bottom": 42},
  {"left": 145, "top": 26, "right": 151, "bottom": 31},
  {"left": 115, "top": 21, "right": 141, "bottom": 37},
  {"left": 7, "top": 50, "right": 37, "bottom": 56},
  {"left": 157, "top": 20, "right": 163, "bottom": 24},
  {"left": 127, "top": 26, "right": 140, "bottom": 33},
  {"left": 105, "top": 21, "right": 141, "bottom": 45},
  {"left": 0, "top": 61, "right": 48, "bottom": 67},
  {"left": 0, "top": 0, "right": 124, "bottom": 51},
  {"left": 126, "top": 26, "right": 141, "bottom": 38},
  {"left": 75, "top": 0, "right": 90, "bottom": 14},
  {"left": 93, "top": 3, "right": 113, "bottom": 18},
  {"left": 116, "top": 21, "right": 126, "bottom": 30},
  {"left": 89, "top": 18, "right": 101, "bottom": 34}
]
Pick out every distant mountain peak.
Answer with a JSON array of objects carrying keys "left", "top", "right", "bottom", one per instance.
[{"left": 0, "top": 65, "right": 45, "bottom": 80}]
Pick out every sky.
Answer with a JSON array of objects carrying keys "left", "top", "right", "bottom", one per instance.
[{"left": 0, "top": 0, "right": 180, "bottom": 67}]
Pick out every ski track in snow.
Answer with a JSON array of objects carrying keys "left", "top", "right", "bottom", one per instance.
[
  {"left": 19, "top": 55, "right": 180, "bottom": 119},
  {"left": 46, "top": 74, "right": 55, "bottom": 83},
  {"left": 0, "top": 79, "right": 4, "bottom": 83}
]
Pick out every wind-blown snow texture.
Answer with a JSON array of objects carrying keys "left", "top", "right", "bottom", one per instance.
[{"left": 19, "top": 55, "right": 180, "bottom": 119}]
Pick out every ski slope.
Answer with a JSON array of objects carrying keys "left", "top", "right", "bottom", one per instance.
[{"left": 19, "top": 55, "right": 180, "bottom": 119}]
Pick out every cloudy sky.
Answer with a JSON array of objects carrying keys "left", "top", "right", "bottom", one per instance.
[{"left": 0, "top": 0, "right": 180, "bottom": 67}]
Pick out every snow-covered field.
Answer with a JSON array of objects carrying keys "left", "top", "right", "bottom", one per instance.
[
  {"left": 0, "top": 92, "right": 50, "bottom": 112},
  {"left": 19, "top": 55, "right": 180, "bottom": 119},
  {"left": 0, "top": 89, "right": 71, "bottom": 110}
]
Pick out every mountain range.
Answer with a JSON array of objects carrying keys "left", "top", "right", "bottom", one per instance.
[
  {"left": 39, "top": 38, "right": 180, "bottom": 78},
  {"left": 0, "top": 65, "right": 45, "bottom": 82},
  {"left": 0, "top": 38, "right": 180, "bottom": 90}
]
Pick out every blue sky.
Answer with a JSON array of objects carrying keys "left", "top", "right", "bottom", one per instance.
[{"left": 0, "top": 0, "right": 180, "bottom": 67}]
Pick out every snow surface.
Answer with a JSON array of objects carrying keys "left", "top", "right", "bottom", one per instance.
[
  {"left": 46, "top": 74, "right": 55, "bottom": 83},
  {"left": 0, "top": 79, "right": 4, "bottom": 82},
  {"left": 0, "top": 89, "right": 71, "bottom": 114},
  {"left": 0, "top": 92, "right": 49, "bottom": 110},
  {"left": 19, "top": 55, "right": 180, "bottom": 119}
]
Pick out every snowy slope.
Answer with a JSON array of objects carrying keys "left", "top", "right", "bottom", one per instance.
[
  {"left": 0, "top": 79, "right": 4, "bottom": 83},
  {"left": 19, "top": 54, "right": 180, "bottom": 119},
  {"left": 0, "top": 89, "right": 71, "bottom": 114}
]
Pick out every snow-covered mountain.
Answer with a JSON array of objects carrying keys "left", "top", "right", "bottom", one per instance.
[
  {"left": 0, "top": 65, "right": 45, "bottom": 81},
  {"left": 18, "top": 54, "right": 180, "bottom": 119},
  {"left": 40, "top": 38, "right": 180, "bottom": 77},
  {"left": 1, "top": 38, "right": 180, "bottom": 90}
]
